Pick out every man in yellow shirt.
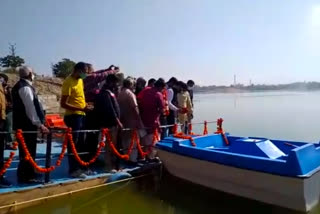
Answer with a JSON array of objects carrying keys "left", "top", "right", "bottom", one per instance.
[{"left": 60, "top": 62, "right": 93, "bottom": 178}]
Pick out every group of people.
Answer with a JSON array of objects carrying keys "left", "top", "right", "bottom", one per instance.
[
  {"left": 60, "top": 62, "right": 195, "bottom": 178},
  {"left": 0, "top": 62, "right": 195, "bottom": 186}
]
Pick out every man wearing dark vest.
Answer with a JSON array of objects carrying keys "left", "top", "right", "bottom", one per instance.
[{"left": 12, "top": 66, "right": 49, "bottom": 183}]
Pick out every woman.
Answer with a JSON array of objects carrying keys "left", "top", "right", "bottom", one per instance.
[
  {"left": 177, "top": 82, "right": 193, "bottom": 133},
  {"left": 118, "top": 77, "right": 143, "bottom": 163}
]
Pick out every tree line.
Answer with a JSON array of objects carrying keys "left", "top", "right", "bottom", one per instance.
[{"left": 0, "top": 44, "right": 76, "bottom": 78}]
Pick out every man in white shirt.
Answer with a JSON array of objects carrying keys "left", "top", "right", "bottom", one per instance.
[
  {"left": 12, "top": 66, "right": 49, "bottom": 183},
  {"left": 166, "top": 77, "right": 179, "bottom": 134}
]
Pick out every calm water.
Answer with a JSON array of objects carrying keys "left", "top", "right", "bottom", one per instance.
[
  {"left": 15, "top": 92, "right": 320, "bottom": 214},
  {"left": 193, "top": 91, "right": 320, "bottom": 142}
]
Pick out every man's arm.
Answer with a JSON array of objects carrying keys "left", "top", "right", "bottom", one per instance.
[
  {"left": 105, "top": 92, "right": 123, "bottom": 128},
  {"left": 60, "top": 95, "right": 85, "bottom": 112},
  {"left": 156, "top": 92, "right": 165, "bottom": 114},
  {"left": 19, "top": 87, "right": 42, "bottom": 128},
  {"left": 167, "top": 89, "right": 179, "bottom": 111}
]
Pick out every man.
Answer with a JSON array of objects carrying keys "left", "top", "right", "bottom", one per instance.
[
  {"left": 94, "top": 74, "right": 122, "bottom": 171},
  {"left": 60, "top": 62, "right": 93, "bottom": 178},
  {"left": 0, "top": 73, "right": 11, "bottom": 187},
  {"left": 187, "top": 80, "right": 195, "bottom": 105},
  {"left": 135, "top": 77, "right": 146, "bottom": 96},
  {"left": 137, "top": 78, "right": 165, "bottom": 159},
  {"left": 0, "top": 74, "right": 13, "bottom": 150},
  {"left": 167, "top": 77, "right": 179, "bottom": 134},
  {"left": 84, "top": 64, "right": 119, "bottom": 103},
  {"left": 12, "top": 66, "right": 49, "bottom": 183},
  {"left": 0, "top": 74, "right": 14, "bottom": 150},
  {"left": 83, "top": 64, "right": 119, "bottom": 163},
  {"left": 147, "top": 78, "right": 156, "bottom": 88},
  {"left": 187, "top": 80, "right": 195, "bottom": 124},
  {"left": 118, "top": 77, "right": 142, "bottom": 164}
]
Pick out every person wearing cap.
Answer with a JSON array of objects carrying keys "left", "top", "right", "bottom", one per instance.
[
  {"left": 0, "top": 73, "right": 11, "bottom": 187},
  {"left": 12, "top": 66, "right": 49, "bottom": 183}
]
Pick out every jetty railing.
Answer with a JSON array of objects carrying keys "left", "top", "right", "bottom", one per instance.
[{"left": 0, "top": 119, "right": 224, "bottom": 183}]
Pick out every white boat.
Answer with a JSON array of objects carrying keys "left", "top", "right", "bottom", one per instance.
[{"left": 156, "top": 134, "right": 320, "bottom": 212}]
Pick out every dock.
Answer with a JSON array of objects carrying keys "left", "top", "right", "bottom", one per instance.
[{"left": 0, "top": 141, "right": 161, "bottom": 214}]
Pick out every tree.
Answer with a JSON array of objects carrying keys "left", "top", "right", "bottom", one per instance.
[
  {"left": 0, "top": 44, "right": 25, "bottom": 68},
  {"left": 52, "top": 58, "right": 76, "bottom": 78}
]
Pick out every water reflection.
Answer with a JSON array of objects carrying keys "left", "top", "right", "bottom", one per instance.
[{"left": 16, "top": 172, "right": 310, "bottom": 214}]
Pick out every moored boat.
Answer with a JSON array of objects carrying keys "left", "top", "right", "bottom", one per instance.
[{"left": 156, "top": 132, "right": 320, "bottom": 212}]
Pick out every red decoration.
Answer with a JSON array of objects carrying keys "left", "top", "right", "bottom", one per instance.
[
  {"left": 173, "top": 132, "right": 197, "bottom": 147},
  {"left": 162, "top": 89, "right": 170, "bottom": 116},
  {"left": 0, "top": 142, "right": 18, "bottom": 177},
  {"left": 16, "top": 130, "right": 56, "bottom": 173},
  {"left": 67, "top": 128, "right": 105, "bottom": 166},
  {"left": 103, "top": 128, "right": 130, "bottom": 161},
  {"left": 136, "top": 129, "right": 159, "bottom": 158},
  {"left": 203, "top": 121, "right": 208, "bottom": 135},
  {"left": 214, "top": 118, "right": 229, "bottom": 145},
  {"left": 172, "top": 124, "right": 178, "bottom": 135}
]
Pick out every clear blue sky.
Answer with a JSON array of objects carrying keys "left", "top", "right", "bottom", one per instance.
[{"left": 1, "top": 0, "right": 320, "bottom": 86}]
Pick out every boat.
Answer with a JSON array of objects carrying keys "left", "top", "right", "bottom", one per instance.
[{"left": 156, "top": 131, "right": 320, "bottom": 212}]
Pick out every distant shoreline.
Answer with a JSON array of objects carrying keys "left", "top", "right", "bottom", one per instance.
[
  {"left": 194, "top": 88, "right": 320, "bottom": 94},
  {"left": 194, "top": 82, "right": 320, "bottom": 94}
]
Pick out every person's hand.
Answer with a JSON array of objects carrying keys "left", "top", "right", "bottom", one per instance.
[
  {"left": 118, "top": 122, "right": 123, "bottom": 129},
  {"left": 84, "top": 103, "right": 94, "bottom": 112},
  {"left": 117, "top": 120, "right": 123, "bottom": 129},
  {"left": 40, "top": 125, "right": 50, "bottom": 134},
  {"left": 107, "top": 65, "right": 115, "bottom": 70}
]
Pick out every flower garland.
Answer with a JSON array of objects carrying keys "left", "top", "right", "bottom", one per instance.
[
  {"left": 15, "top": 127, "right": 105, "bottom": 173},
  {"left": 162, "top": 89, "right": 170, "bottom": 116},
  {"left": 103, "top": 128, "right": 135, "bottom": 161},
  {"left": 172, "top": 124, "right": 178, "bottom": 135},
  {"left": 104, "top": 128, "right": 129, "bottom": 160},
  {"left": 55, "top": 129, "right": 70, "bottom": 166},
  {"left": 214, "top": 118, "right": 229, "bottom": 145},
  {"left": 0, "top": 142, "right": 18, "bottom": 177},
  {"left": 173, "top": 132, "right": 197, "bottom": 147},
  {"left": 203, "top": 121, "right": 208, "bottom": 135},
  {"left": 67, "top": 128, "right": 106, "bottom": 166},
  {"left": 16, "top": 130, "right": 56, "bottom": 173},
  {"left": 136, "top": 129, "right": 159, "bottom": 158}
]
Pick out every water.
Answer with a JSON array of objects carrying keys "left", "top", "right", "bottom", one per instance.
[
  {"left": 13, "top": 91, "right": 320, "bottom": 214},
  {"left": 192, "top": 91, "right": 320, "bottom": 142}
]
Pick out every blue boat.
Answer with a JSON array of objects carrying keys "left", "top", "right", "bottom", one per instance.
[{"left": 156, "top": 133, "right": 320, "bottom": 212}]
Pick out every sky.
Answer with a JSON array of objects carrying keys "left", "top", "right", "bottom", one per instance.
[{"left": 1, "top": 0, "right": 320, "bottom": 86}]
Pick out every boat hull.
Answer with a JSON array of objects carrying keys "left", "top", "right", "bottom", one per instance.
[{"left": 158, "top": 149, "right": 320, "bottom": 212}]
